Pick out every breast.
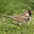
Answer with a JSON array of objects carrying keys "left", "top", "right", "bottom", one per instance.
[{"left": 26, "top": 16, "right": 30, "bottom": 22}]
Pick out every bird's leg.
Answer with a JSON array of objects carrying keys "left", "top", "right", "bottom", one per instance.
[
  {"left": 19, "top": 23, "right": 22, "bottom": 26},
  {"left": 17, "top": 23, "right": 22, "bottom": 30},
  {"left": 15, "top": 21, "right": 22, "bottom": 26}
]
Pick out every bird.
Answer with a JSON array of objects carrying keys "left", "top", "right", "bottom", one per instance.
[
  {"left": 0, "top": 10, "right": 32, "bottom": 25},
  {"left": 10, "top": 10, "right": 32, "bottom": 25}
]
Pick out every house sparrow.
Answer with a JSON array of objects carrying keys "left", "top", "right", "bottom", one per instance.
[{"left": 11, "top": 10, "right": 32, "bottom": 25}]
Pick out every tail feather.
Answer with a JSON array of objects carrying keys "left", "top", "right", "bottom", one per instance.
[{"left": 0, "top": 14, "right": 12, "bottom": 18}]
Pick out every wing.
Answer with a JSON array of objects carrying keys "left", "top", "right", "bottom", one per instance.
[{"left": 11, "top": 13, "right": 30, "bottom": 22}]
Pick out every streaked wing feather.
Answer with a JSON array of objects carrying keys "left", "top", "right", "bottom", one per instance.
[{"left": 11, "top": 13, "right": 29, "bottom": 22}]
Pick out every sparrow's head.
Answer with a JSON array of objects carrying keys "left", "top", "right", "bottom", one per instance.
[{"left": 25, "top": 10, "right": 32, "bottom": 16}]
